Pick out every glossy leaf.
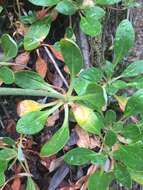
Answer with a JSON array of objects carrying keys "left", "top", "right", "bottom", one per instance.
[
  {"left": 64, "top": 147, "right": 95, "bottom": 165},
  {"left": 122, "top": 60, "right": 143, "bottom": 77},
  {"left": 16, "top": 111, "right": 48, "bottom": 135},
  {"left": 83, "top": 5, "right": 105, "bottom": 20},
  {"left": 125, "top": 89, "right": 143, "bottom": 116},
  {"left": 88, "top": 171, "right": 113, "bottom": 190},
  {"left": 114, "top": 19, "right": 135, "bottom": 64},
  {"left": 0, "top": 66, "right": 15, "bottom": 84},
  {"left": 56, "top": 0, "right": 77, "bottom": 15},
  {"left": 79, "top": 67, "right": 103, "bottom": 83},
  {"left": 82, "top": 83, "right": 106, "bottom": 111},
  {"left": 41, "top": 106, "right": 69, "bottom": 156},
  {"left": 24, "top": 16, "right": 51, "bottom": 50},
  {"left": 28, "top": 0, "right": 60, "bottom": 6},
  {"left": 80, "top": 16, "right": 101, "bottom": 36},
  {"left": 113, "top": 142, "right": 143, "bottom": 171},
  {"left": 1, "top": 34, "right": 18, "bottom": 61},
  {"left": 104, "top": 130, "right": 117, "bottom": 146},
  {"left": 72, "top": 104, "right": 104, "bottom": 134},
  {"left": 26, "top": 177, "right": 36, "bottom": 190},
  {"left": 114, "top": 163, "right": 132, "bottom": 188},
  {"left": 96, "top": 0, "right": 121, "bottom": 5},
  {"left": 15, "top": 71, "right": 48, "bottom": 90},
  {"left": 0, "top": 148, "right": 17, "bottom": 161},
  {"left": 60, "top": 39, "right": 83, "bottom": 78},
  {"left": 102, "top": 60, "right": 114, "bottom": 78}
]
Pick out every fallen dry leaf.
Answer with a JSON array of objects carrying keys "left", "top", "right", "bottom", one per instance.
[
  {"left": 75, "top": 126, "right": 101, "bottom": 149},
  {"left": 75, "top": 126, "right": 90, "bottom": 148},
  {"left": 11, "top": 178, "right": 21, "bottom": 190},
  {"left": 13, "top": 52, "right": 30, "bottom": 71},
  {"left": 48, "top": 45, "right": 64, "bottom": 62},
  {"left": 14, "top": 21, "right": 28, "bottom": 36},
  {"left": 36, "top": 55, "right": 47, "bottom": 78},
  {"left": 46, "top": 109, "right": 59, "bottom": 127}
]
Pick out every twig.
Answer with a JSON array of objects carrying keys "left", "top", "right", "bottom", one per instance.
[
  {"left": 79, "top": 29, "right": 90, "bottom": 68},
  {"left": 44, "top": 46, "right": 69, "bottom": 88}
]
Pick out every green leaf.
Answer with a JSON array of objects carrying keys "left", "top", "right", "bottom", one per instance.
[
  {"left": 16, "top": 104, "right": 61, "bottom": 135},
  {"left": 122, "top": 60, "right": 143, "bottom": 77},
  {"left": 79, "top": 67, "right": 103, "bottom": 83},
  {"left": 121, "top": 124, "right": 142, "bottom": 142},
  {"left": 125, "top": 89, "right": 143, "bottom": 116},
  {"left": 73, "top": 77, "right": 90, "bottom": 95},
  {"left": 16, "top": 111, "right": 48, "bottom": 135},
  {"left": 83, "top": 5, "right": 105, "bottom": 20},
  {"left": 1, "top": 34, "right": 18, "bottom": 61},
  {"left": 104, "top": 130, "right": 117, "bottom": 146},
  {"left": 64, "top": 147, "right": 95, "bottom": 165},
  {"left": 15, "top": 71, "right": 48, "bottom": 90},
  {"left": 41, "top": 106, "right": 69, "bottom": 156},
  {"left": 26, "top": 177, "right": 36, "bottom": 190},
  {"left": 1, "top": 137, "right": 15, "bottom": 146},
  {"left": 80, "top": 16, "right": 102, "bottom": 36},
  {"left": 82, "top": 83, "right": 106, "bottom": 111},
  {"left": 114, "top": 19, "right": 135, "bottom": 65},
  {"left": 0, "top": 148, "right": 17, "bottom": 161},
  {"left": 0, "top": 66, "right": 15, "bottom": 84},
  {"left": 0, "top": 160, "right": 7, "bottom": 172},
  {"left": 88, "top": 171, "right": 113, "bottom": 190},
  {"left": 96, "top": 0, "right": 121, "bottom": 5},
  {"left": 60, "top": 39, "right": 83, "bottom": 78},
  {"left": 72, "top": 104, "right": 104, "bottom": 135},
  {"left": 105, "top": 110, "right": 116, "bottom": 126},
  {"left": 129, "top": 170, "right": 143, "bottom": 185},
  {"left": 113, "top": 142, "right": 143, "bottom": 171},
  {"left": 0, "top": 172, "right": 5, "bottom": 187},
  {"left": 24, "top": 16, "right": 51, "bottom": 51},
  {"left": 0, "top": 6, "right": 3, "bottom": 13},
  {"left": 102, "top": 60, "right": 114, "bottom": 78},
  {"left": 28, "top": 0, "right": 60, "bottom": 6},
  {"left": 56, "top": 0, "right": 77, "bottom": 15},
  {"left": 114, "top": 163, "right": 132, "bottom": 188},
  {"left": 106, "top": 80, "right": 127, "bottom": 95}
]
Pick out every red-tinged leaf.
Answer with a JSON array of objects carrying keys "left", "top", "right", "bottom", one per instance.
[
  {"left": 13, "top": 52, "right": 30, "bottom": 71},
  {"left": 11, "top": 178, "right": 21, "bottom": 190},
  {"left": 48, "top": 45, "right": 64, "bottom": 62},
  {"left": 36, "top": 55, "right": 47, "bottom": 78}
]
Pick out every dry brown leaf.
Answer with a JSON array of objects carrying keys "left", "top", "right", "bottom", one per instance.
[
  {"left": 11, "top": 178, "right": 21, "bottom": 190},
  {"left": 36, "top": 55, "right": 47, "bottom": 78},
  {"left": 48, "top": 45, "right": 64, "bottom": 62},
  {"left": 75, "top": 126, "right": 90, "bottom": 148},
  {"left": 46, "top": 109, "right": 59, "bottom": 127},
  {"left": 75, "top": 126, "right": 101, "bottom": 149},
  {"left": 14, "top": 21, "right": 28, "bottom": 36},
  {"left": 13, "top": 52, "right": 30, "bottom": 71}
]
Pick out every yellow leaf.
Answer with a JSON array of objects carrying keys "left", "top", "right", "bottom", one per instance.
[
  {"left": 114, "top": 95, "right": 128, "bottom": 112},
  {"left": 17, "top": 100, "right": 44, "bottom": 117}
]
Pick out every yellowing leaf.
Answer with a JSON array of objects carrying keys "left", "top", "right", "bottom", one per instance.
[
  {"left": 17, "top": 100, "right": 44, "bottom": 117},
  {"left": 72, "top": 104, "right": 104, "bottom": 134},
  {"left": 114, "top": 95, "right": 128, "bottom": 112}
]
